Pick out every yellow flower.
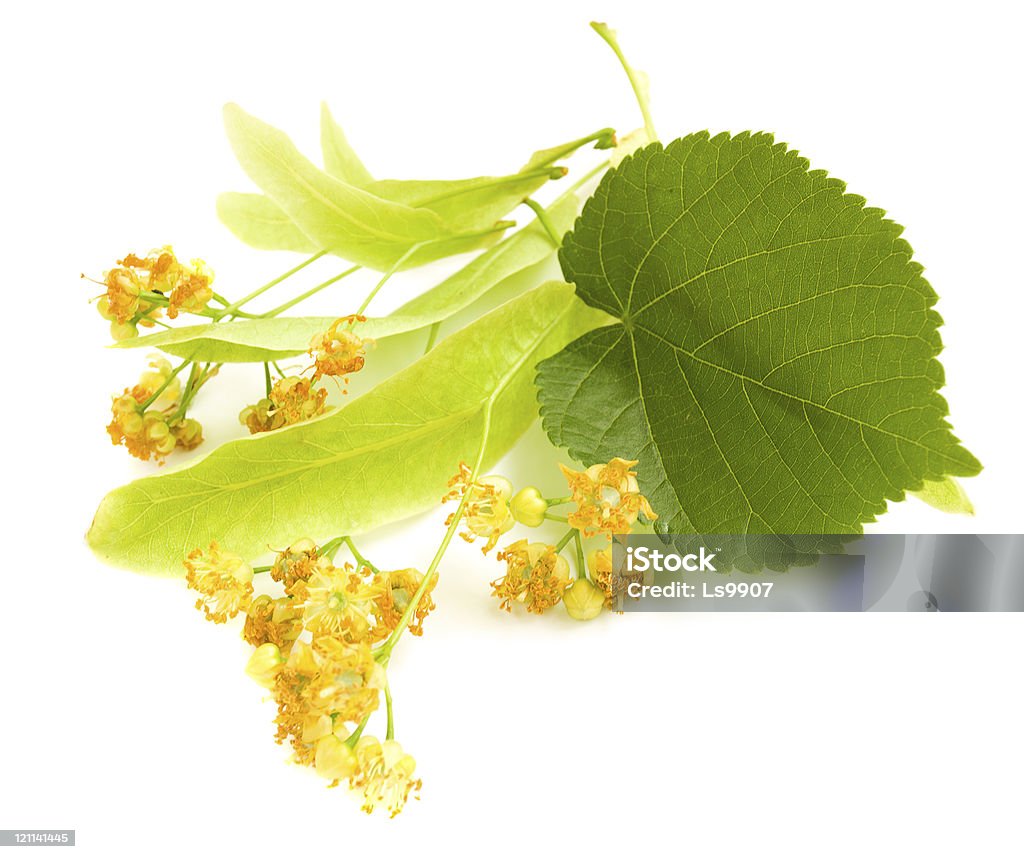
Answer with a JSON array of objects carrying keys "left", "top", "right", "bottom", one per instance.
[
  {"left": 310, "top": 315, "right": 369, "bottom": 385},
  {"left": 171, "top": 417, "right": 203, "bottom": 451},
  {"left": 291, "top": 560, "right": 385, "bottom": 644},
  {"left": 588, "top": 546, "right": 641, "bottom": 609},
  {"left": 492, "top": 540, "right": 570, "bottom": 613},
  {"left": 240, "top": 376, "right": 328, "bottom": 434},
  {"left": 106, "top": 397, "right": 176, "bottom": 463},
  {"left": 315, "top": 734, "right": 359, "bottom": 784},
  {"left": 273, "top": 639, "right": 385, "bottom": 763},
  {"left": 242, "top": 594, "right": 303, "bottom": 652},
  {"left": 444, "top": 464, "right": 515, "bottom": 553},
  {"left": 559, "top": 458, "right": 657, "bottom": 537},
  {"left": 372, "top": 568, "right": 435, "bottom": 637},
  {"left": 350, "top": 736, "right": 421, "bottom": 818},
  {"left": 269, "top": 538, "right": 321, "bottom": 591},
  {"left": 166, "top": 259, "right": 214, "bottom": 319},
  {"left": 98, "top": 265, "right": 147, "bottom": 325},
  {"left": 184, "top": 542, "right": 254, "bottom": 623}
]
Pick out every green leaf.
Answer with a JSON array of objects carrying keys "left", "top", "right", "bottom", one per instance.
[
  {"left": 118, "top": 196, "right": 579, "bottom": 363},
  {"left": 362, "top": 128, "right": 614, "bottom": 231},
  {"left": 910, "top": 476, "right": 975, "bottom": 515},
  {"left": 223, "top": 104, "right": 506, "bottom": 270},
  {"left": 216, "top": 192, "right": 319, "bottom": 253},
  {"left": 320, "top": 102, "right": 374, "bottom": 185},
  {"left": 537, "top": 133, "right": 980, "bottom": 535},
  {"left": 222, "top": 107, "right": 609, "bottom": 258},
  {"left": 88, "top": 281, "right": 604, "bottom": 574}
]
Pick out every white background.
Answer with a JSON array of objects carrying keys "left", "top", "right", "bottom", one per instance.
[{"left": 2, "top": 1, "right": 1022, "bottom": 856}]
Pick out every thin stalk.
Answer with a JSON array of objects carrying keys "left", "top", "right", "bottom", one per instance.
[
  {"left": 343, "top": 536, "right": 379, "bottom": 573},
  {"left": 590, "top": 22, "right": 657, "bottom": 142},
  {"left": 522, "top": 198, "right": 562, "bottom": 246},
  {"left": 262, "top": 264, "right": 361, "bottom": 318},
  {"left": 375, "top": 404, "right": 495, "bottom": 661},
  {"left": 319, "top": 536, "right": 345, "bottom": 560},
  {"left": 345, "top": 714, "right": 369, "bottom": 749},
  {"left": 385, "top": 685, "right": 394, "bottom": 740},
  {"left": 219, "top": 251, "right": 327, "bottom": 316},
  {"left": 574, "top": 531, "right": 588, "bottom": 581},
  {"left": 138, "top": 357, "right": 192, "bottom": 410},
  {"left": 544, "top": 495, "right": 573, "bottom": 506},
  {"left": 423, "top": 322, "right": 441, "bottom": 354},
  {"left": 554, "top": 529, "right": 576, "bottom": 553},
  {"left": 263, "top": 362, "right": 272, "bottom": 397}
]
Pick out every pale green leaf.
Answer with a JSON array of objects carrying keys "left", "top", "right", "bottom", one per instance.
[
  {"left": 537, "top": 134, "right": 980, "bottom": 535},
  {"left": 223, "top": 104, "right": 505, "bottom": 270},
  {"left": 88, "top": 281, "right": 604, "bottom": 574},
  {"left": 118, "top": 196, "right": 578, "bottom": 363},
  {"left": 221, "top": 113, "right": 609, "bottom": 255},
  {"left": 910, "top": 476, "right": 975, "bottom": 515},
  {"left": 216, "top": 192, "right": 318, "bottom": 253},
  {"left": 320, "top": 102, "right": 374, "bottom": 185},
  {"left": 362, "top": 128, "right": 613, "bottom": 231}
]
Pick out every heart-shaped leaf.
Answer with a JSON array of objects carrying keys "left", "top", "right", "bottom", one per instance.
[{"left": 537, "top": 133, "right": 980, "bottom": 534}]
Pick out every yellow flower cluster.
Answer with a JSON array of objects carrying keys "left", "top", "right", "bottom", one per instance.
[
  {"left": 240, "top": 376, "right": 329, "bottom": 434},
  {"left": 185, "top": 537, "right": 431, "bottom": 816},
  {"left": 238, "top": 316, "right": 372, "bottom": 436},
  {"left": 452, "top": 457, "right": 657, "bottom": 621},
  {"left": 95, "top": 247, "right": 214, "bottom": 339},
  {"left": 106, "top": 357, "right": 204, "bottom": 463}
]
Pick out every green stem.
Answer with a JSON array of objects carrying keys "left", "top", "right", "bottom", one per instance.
[
  {"left": 343, "top": 536, "right": 379, "bottom": 573},
  {"left": 263, "top": 362, "right": 272, "bottom": 397},
  {"left": 531, "top": 128, "right": 617, "bottom": 165},
  {"left": 574, "top": 531, "right": 588, "bottom": 581},
  {"left": 351, "top": 222, "right": 514, "bottom": 321},
  {"left": 590, "top": 22, "right": 657, "bottom": 142},
  {"left": 522, "top": 198, "right": 562, "bottom": 246},
  {"left": 544, "top": 495, "right": 573, "bottom": 506},
  {"left": 554, "top": 529, "right": 576, "bottom": 553},
  {"left": 345, "top": 714, "right": 369, "bottom": 748},
  {"left": 138, "top": 357, "right": 192, "bottom": 410},
  {"left": 353, "top": 244, "right": 425, "bottom": 320},
  {"left": 219, "top": 251, "right": 327, "bottom": 316},
  {"left": 385, "top": 685, "right": 394, "bottom": 740},
  {"left": 261, "top": 265, "right": 361, "bottom": 318},
  {"left": 319, "top": 536, "right": 345, "bottom": 560},
  {"left": 375, "top": 404, "right": 495, "bottom": 661},
  {"left": 544, "top": 513, "right": 569, "bottom": 523}
]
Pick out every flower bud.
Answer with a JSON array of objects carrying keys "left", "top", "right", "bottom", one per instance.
[
  {"left": 109, "top": 320, "right": 139, "bottom": 341},
  {"left": 562, "top": 578, "right": 604, "bottom": 621},
  {"left": 510, "top": 486, "right": 548, "bottom": 527},
  {"left": 245, "top": 643, "right": 285, "bottom": 688}
]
